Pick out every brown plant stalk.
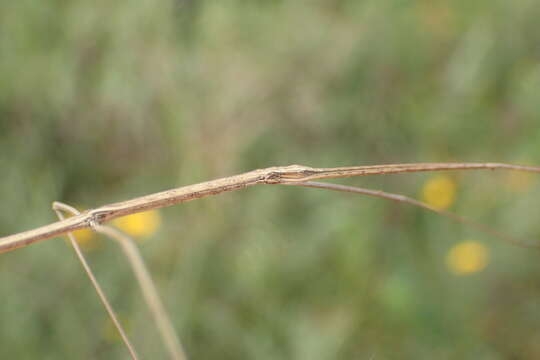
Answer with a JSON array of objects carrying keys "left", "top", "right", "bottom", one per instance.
[{"left": 2, "top": 162, "right": 540, "bottom": 253}]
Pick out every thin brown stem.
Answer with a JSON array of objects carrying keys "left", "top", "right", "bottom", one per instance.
[
  {"left": 2, "top": 162, "right": 540, "bottom": 253},
  {"left": 287, "top": 181, "right": 538, "bottom": 248},
  {"left": 53, "top": 202, "right": 140, "bottom": 360}
]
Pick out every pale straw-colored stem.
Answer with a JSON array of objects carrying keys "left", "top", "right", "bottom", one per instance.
[
  {"left": 90, "top": 223, "right": 188, "bottom": 360},
  {"left": 53, "top": 202, "right": 139, "bottom": 360}
]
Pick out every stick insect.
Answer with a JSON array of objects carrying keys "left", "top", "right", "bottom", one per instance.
[
  {"left": 2, "top": 162, "right": 540, "bottom": 359},
  {"left": 2, "top": 162, "right": 540, "bottom": 253}
]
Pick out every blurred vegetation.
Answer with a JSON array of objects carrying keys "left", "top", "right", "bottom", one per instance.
[{"left": 1, "top": 0, "right": 540, "bottom": 358}]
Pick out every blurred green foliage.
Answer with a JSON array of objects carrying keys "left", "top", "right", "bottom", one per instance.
[{"left": 1, "top": 0, "right": 540, "bottom": 358}]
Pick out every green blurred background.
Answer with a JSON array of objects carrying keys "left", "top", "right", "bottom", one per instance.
[{"left": 2, "top": 0, "right": 540, "bottom": 358}]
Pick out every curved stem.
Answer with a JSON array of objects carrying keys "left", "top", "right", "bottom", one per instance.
[
  {"left": 53, "top": 202, "right": 139, "bottom": 360},
  {"left": 90, "top": 223, "right": 188, "bottom": 360},
  {"left": 286, "top": 181, "right": 539, "bottom": 248}
]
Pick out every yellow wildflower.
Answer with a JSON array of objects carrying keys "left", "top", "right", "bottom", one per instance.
[
  {"left": 422, "top": 175, "right": 457, "bottom": 210},
  {"left": 446, "top": 241, "right": 489, "bottom": 275},
  {"left": 113, "top": 210, "right": 161, "bottom": 240}
]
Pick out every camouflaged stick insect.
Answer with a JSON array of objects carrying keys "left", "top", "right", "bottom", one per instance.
[
  {"left": 2, "top": 162, "right": 540, "bottom": 252},
  {"left": 3, "top": 161, "right": 540, "bottom": 359}
]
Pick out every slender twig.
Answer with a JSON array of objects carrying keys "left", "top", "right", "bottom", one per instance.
[
  {"left": 90, "top": 223, "right": 188, "bottom": 360},
  {"left": 2, "top": 162, "right": 540, "bottom": 253},
  {"left": 287, "top": 182, "right": 539, "bottom": 248},
  {"left": 53, "top": 202, "right": 139, "bottom": 360}
]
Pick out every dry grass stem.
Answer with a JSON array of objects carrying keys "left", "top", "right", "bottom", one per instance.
[
  {"left": 90, "top": 223, "right": 188, "bottom": 360},
  {"left": 53, "top": 202, "right": 139, "bottom": 360}
]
